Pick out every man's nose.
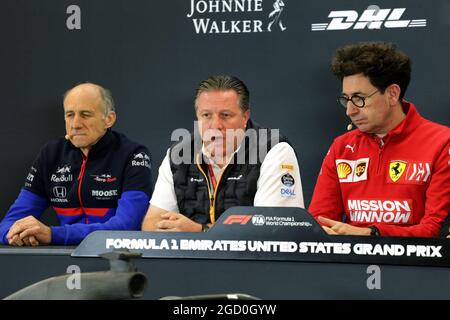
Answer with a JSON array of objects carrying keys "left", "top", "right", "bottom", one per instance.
[
  {"left": 210, "top": 114, "right": 224, "bottom": 130},
  {"left": 346, "top": 102, "right": 359, "bottom": 117},
  {"left": 71, "top": 114, "right": 83, "bottom": 128}
]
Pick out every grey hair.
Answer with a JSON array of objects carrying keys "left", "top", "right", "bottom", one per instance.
[
  {"left": 194, "top": 75, "right": 250, "bottom": 113},
  {"left": 99, "top": 87, "right": 115, "bottom": 116},
  {"left": 63, "top": 82, "right": 115, "bottom": 117}
]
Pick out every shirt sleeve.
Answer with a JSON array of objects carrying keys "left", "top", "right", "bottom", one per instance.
[
  {"left": 0, "top": 189, "right": 49, "bottom": 244},
  {"left": 440, "top": 214, "right": 450, "bottom": 238},
  {"left": 23, "top": 146, "right": 47, "bottom": 198},
  {"left": 0, "top": 146, "right": 49, "bottom": 244},
  {"left": 149, "top": 149, "right": 179, "bottom": 212},
  {"left": 254, "top": 142, "right": 305, "bottom": 208},
  {"left": 308, "top": 141, "right": 345, "bottom": 221},
  {"left": 373, "top": 140, "right": 450, "bottom": 237},
  {"left": 121, "top": 146, "right": 153, "bottom": 196}
]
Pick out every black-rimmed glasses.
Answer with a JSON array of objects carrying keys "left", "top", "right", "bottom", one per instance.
[{"left": 337, "top": 89, "right": 379, "bottom": 108}]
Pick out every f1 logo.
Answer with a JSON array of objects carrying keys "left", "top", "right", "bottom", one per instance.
[
  {"left": 223, "top": 215, "right": 252, "bottom": 225},
  {"left": 53, "top": 186, "right": 67, "bottom": 198}
]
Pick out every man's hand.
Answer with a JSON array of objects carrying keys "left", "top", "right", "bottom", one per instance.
[
  {"left": 6, "top": 216, "right": 51, "bottom": 246},
  {"left": 155, "top": 212, "right": 202, "bottom": 232},
  {"left": 318, "top": 216, "right": 371, "bottom": 236}
]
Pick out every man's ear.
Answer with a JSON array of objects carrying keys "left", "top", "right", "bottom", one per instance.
[
  {"left": 244, "top": 110, "right": 250, "bottom": 126},
  {"left": 387, "top": 84, "right": 401, "bottom": 105},
  {"left": 104, "top": 111, "right": 117, "bottom": 129}
]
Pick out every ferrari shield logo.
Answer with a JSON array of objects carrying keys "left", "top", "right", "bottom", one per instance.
[{"left": 389, "top": 160, "right": 407, "bottom": 182}]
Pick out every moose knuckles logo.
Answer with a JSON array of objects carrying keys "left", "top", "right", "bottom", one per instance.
[{"left": 187, "top": 0, "right": 288, "bottom": 34}]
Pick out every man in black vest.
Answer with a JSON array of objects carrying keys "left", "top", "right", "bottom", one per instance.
[{"left": 142, "top": 75, "right": 304, "bottom": 232}]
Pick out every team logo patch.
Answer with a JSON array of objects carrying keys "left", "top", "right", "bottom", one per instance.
[
  {"left": 406, "top": 162, "right": 431, "bottom": 183},
  {"left": 51, "top": 164, "right": 73, "bottom": 183},
  {"left": 347, "top": 199, "right": 413, "bottom": 225},
  {"left": 336, "top": 158, "right": 369, "bottom": 183},
  {"left": 132, "top": 152, "right": 151, "bottom": 169},
  {"left": 92, "top": 174, "right": 117, "bottom": 183},
  {"left": 337, "top": 162, "right": 352, "bottom": 179},
  {"left": 281, "top": 164, "right": 294, "bottom": 171},
  {"left": 389, "top": 160, "right": 407, "bottom": 182},
  {"left": 53, "top": 186, "right": 67, "bottom": 198},
  {"left": 281, "top": 173, "right": 295, "bottom": 187},
  {"left": 56, "top": 165, "right": 71, "bottom": 174},
  {"left": 355, "top": 161, "right": 367, "bottom": 177},
  {"left": 386, "top": 160, "right": 431, "bottom": 184},
  {"left": 51, "top": 186, "right": 68, "bottom": 203},
  {"left": 280, "top": 188, "right": 296, "bottom": 198},
  {"left": 353, "top": 159, "right": 368, "bottom": 182}
]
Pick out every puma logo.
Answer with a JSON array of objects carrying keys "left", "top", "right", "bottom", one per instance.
[{"left": 345, "top": 144, "right": 355, "bottom": 153}]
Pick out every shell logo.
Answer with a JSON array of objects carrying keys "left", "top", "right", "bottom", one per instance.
[{"left": 337, "top": 162, "right": 352, "bottom": 179}]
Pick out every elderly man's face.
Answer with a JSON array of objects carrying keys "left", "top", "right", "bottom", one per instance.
[
  {"left": 63, "top": 84, "right": 116, "bottom": 156},
  {"left": 196, "top": 89, "right": 250, "bottom": 161}
]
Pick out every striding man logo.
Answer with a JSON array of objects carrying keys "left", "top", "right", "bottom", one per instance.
[{"left": 268, "top": 0, "right": 287, "bottom": 31}]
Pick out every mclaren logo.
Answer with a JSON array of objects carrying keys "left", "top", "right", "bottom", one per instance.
[
  {"left": 311, "top": 6, "right": 426, "bottom": 31},
  {"left": 389, "top": 160, "right": 407, "bottom": 182}
]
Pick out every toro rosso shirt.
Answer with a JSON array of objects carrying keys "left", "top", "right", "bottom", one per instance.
[
  {"left": 0, "top": 130, "right": 152, "bottom": 245},
  {"left": 309, "top": 102, "right": 450, "bottom": 237}
]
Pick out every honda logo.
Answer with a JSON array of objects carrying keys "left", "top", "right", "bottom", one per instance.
[{"left": 53, "top": 186, "right": 67, "bottom": 198}]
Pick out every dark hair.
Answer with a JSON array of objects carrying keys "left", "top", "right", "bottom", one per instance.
[
  {"left": 195, "top": 75, "right": 250, "bottom": 112},
  {"left": 331, "top": 42, "right": 411, "bottom": 100}
]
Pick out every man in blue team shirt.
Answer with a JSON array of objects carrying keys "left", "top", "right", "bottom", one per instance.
[{"left": 0, "top": 83, "right": 152, "bottom": 246}]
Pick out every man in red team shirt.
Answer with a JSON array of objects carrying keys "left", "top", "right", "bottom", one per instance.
[{"left": 308, "top": 42, "right": 449, "bottom": 237}]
